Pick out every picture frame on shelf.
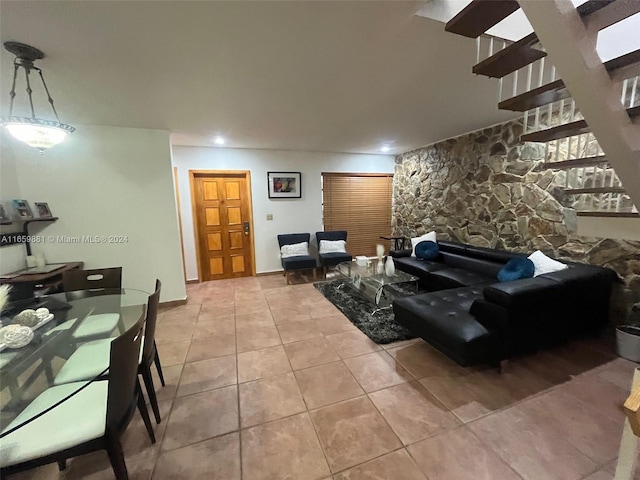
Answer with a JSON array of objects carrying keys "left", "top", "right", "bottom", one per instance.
[
  {"left": 35, "top": 202, "right": 53, "bottom": 218},
  {"left": 267, "top": 172, "right": 301, "bottom": 199},
  {"left": 11, "top": 200, "right": 33, "bottom": 219}
]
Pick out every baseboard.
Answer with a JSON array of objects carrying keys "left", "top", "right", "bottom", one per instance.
[
  {"left": 159, "top": 298, "right": 188, "bottom": 308},
  {"left": 256, "top": 270, "right": 284, "bottom": 276},
  {"left": 185, "top": 279, "right": 199, "bottom": 284}
]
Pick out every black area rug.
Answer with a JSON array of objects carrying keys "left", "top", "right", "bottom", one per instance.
[{"left": 314, "top": 280, "right": 417, "bottom": 344}]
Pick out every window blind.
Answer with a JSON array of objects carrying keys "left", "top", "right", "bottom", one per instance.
[{"left": 322, "top": 173, "right": 393, "bottom": 256}]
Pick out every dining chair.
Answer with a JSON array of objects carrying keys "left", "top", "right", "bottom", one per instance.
[
  {"left": 138, "top": 279, "right": 165, "bottom": 424},
  {"left": 277, "top": 233, "right": 317, "bottom": 285},
  {"left": 315, "top": 230, "right": 352, "bottom": 277},
  {"left": 52, "top": 280, "right": 165, "bottom": 424},
  {"left": 45, "top": 267, "right": 124, "bottom": 342},
  {"left": 0, "top": 312, "right": 154, "bottom": 480},
  {"left": 62, "top": 267, "right": 123, "bottom": 298}
]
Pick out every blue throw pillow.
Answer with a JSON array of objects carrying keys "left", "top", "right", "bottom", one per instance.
[
  {"left": 498, "top": 257, "right": 535, "bottom": 282},
  {"left": 415, "top": 241, "right": 439, "bottom": 260}
]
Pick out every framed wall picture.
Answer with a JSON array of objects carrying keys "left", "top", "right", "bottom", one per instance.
[
  {"left": 35, "top": 202, "right": 53, "bottom": 218},
  {"left": 267, "top": 172, "right": 301, "bottom": 199},
  {"left": 11, "top": 199, "right": 33, "bottom": 219}
]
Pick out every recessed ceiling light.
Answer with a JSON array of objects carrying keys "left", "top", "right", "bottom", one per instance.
[
  {"left": 213, "top": 136, "right": 226, "bottom": 145},
  {"left": 380, "top": 145, "right": 391, "bottom": 153}
]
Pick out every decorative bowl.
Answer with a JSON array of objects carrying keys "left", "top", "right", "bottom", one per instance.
[
  {"left": 0, "top": 324, "right": 34, "bottom": 348},
  {"left": 12, "top": 309, "right": 39, "bottom": 328}
]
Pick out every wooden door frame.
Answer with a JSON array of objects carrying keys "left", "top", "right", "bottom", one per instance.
[
  {"left": 189, "top": 170, "right": 256, "bottom": 282},
  {"left": 173, "top": 167, "right": 188, "bottom": 281}
]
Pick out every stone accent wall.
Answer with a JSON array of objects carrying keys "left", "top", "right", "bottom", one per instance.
[{"left": 393, "top": 119, "right": 640, "bottom": 323}]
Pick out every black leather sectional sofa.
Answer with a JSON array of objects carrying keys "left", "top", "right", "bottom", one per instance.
[{"left": 391, "top": 241, "right": 617, "bottom": 367}]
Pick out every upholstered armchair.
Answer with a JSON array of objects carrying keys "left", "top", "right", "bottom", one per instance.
[
  {"left": 277, "top": 233, "right": 317, "bottom": 285},
  {"left": 315, "top": 231, "right": 352, "bottom": 276}
]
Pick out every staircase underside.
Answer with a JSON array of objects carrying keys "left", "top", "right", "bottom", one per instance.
[{"left": 447, "top": 0, "right": 640, "bottom": 217}]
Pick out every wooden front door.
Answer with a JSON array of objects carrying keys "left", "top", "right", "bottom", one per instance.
[{"left": 191, "top": 171, "right": 255, "bottom": 281}]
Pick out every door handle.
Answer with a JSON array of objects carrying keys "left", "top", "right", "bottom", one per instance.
[{"left": 243, "top": 221, "right": 250, "bottom": 236}]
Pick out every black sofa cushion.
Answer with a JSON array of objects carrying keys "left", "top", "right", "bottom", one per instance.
[
  {"left": 391, "top": 257, "right": 448, "bottom": 279},
  {"left": 393, "top": 287, "right": 495, "bottom": 366},
  {"left": 438, "top": 251, "right": 506, "bottom": 277},
  {"left": 428, "top": 268, "right": 496, "bottom": 290}
]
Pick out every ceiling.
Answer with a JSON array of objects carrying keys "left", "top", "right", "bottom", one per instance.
[{"left": 0, "top": 1, "right": 517, "bottom": 155}]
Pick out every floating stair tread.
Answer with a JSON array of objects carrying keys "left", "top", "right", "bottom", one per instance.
[
  {"left": 605, "top": 49, "right": 640, "bottom": 73},
  {"left": 628, "top": 105, "right": 640, "bottom": 119},
  {"left": 521, "top": 119, "right": 590, "bottom": 142},
  {"left": 575, "top": 0, "right": 617, "bottom": 17},
  {"left": 542, "top": 156, "right": 607, "bottom": 170},
  {"left": 445, "top": 0, "right": 520, "bottom": 38},
  {"left": 473, "top": 33, "right": 545, "bottom": 78},
  {"left": 577, "top": 211, "right": 639, "bottom": 218},
  {"left": 522, "top": 106, "right": 639, "bottom": 142},
  {"left": 499, "top": 79, "right": 569, "bottom": 111},
  {"left": 565, "top": 187, "right": 626, "bottom": 194},
  {"left": 584, "top": 0, "right": 640, "bottom": 32}
]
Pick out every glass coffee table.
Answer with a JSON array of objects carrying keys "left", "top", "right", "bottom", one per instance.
[{"left": 335, "top": 260, "right": 419, "bottom": 314}]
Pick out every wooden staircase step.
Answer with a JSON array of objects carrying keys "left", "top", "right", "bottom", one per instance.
[
  {"left": 577, "top": 210, "right": 639, "bottom": 218},
  {"left": 499, "top": 79, "right": 569, "bottom": 111},
  {"left": 522, "top": 106, "right": 640, "bottom": 142},
  {"left": 628, "top": 105, "right": 640, "bottom": 119},
  {"left": 521, "top": 119, "right": 590, "bottom": 142},
  {"left": 445, "top": 0, "right": 520, "bottom": 38},
  {"left": 583, "top": 0, "right": 640, "bottom": 32},
  {"left": 605, "top": 48, "right": 640, "bottom": 75},
  {"left": 473, "top": 33, "right": 545, "bottom": 78},
  {"left": 576, "top": 0, "right": 617, "bottom": 16},
  {"left": 565, "top": 187, "right": 626, "bottom": 195},
  {"left": 472, "top": 1, "right": 617, "bottom": 79},
  {"left": 497, "top": 48, "right": 640, "bottom": 112},
  {"left": 542, "top": 155, "right": 608, "bottom": 170}
]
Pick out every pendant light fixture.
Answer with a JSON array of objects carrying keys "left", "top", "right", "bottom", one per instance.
[{"left": 1, "top": 41, "right": 75, "bottom": 153}]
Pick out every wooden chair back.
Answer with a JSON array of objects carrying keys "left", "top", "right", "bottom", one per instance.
[
  {"left": 106, "top": 310, "right": 145, "bottom": 435},
  {"left": 141, "top": 279, "right": 161, "bottom": 366},
  {"left": 63, "top": 267, "right": 122, "bottom": 294}
]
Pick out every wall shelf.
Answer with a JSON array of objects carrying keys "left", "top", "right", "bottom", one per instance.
[{"left": 0, "top": 217, "right": 59, "bottom": 255}]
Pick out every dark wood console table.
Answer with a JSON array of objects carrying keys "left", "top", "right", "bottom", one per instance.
[{"left": 0, "top": 262, "right": 84, "bottom": 299}]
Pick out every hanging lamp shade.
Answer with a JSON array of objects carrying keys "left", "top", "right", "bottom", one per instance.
[{"left": 1, "top": 42, "right": 75, "bottom": 153}]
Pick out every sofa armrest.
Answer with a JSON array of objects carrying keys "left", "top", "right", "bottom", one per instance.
[
  {"left": 482, "top": 277, "right": 561, "bottom": 308},
  {"left": 390, "top": 250, "right": 411, "bottom": 258}
]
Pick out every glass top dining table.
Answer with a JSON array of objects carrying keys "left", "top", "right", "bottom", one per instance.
[{"left": 0, "top": 288, "right": 149, "bottom": 437}]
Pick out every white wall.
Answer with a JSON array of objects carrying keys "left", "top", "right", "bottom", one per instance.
[
  {"left": 171, "top": 146, "right": 395, "bottom": 280},
  {"left": 0, "top": 148, "right": 27, "bottom": 274},
  {"left": 0, "top": 125, "right": 187, "bottom": 302}
]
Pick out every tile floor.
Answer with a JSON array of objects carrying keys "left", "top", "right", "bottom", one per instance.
[{"left": 13, "top": 274, "right": 638, "bottom": 480}]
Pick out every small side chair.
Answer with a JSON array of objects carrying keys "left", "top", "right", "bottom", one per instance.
[
  {"left": 316, "top": 231, "right": 352, "bottom": 277},
  {"left": 277, "top": 233, "right": 317, "bottom": 285}
]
